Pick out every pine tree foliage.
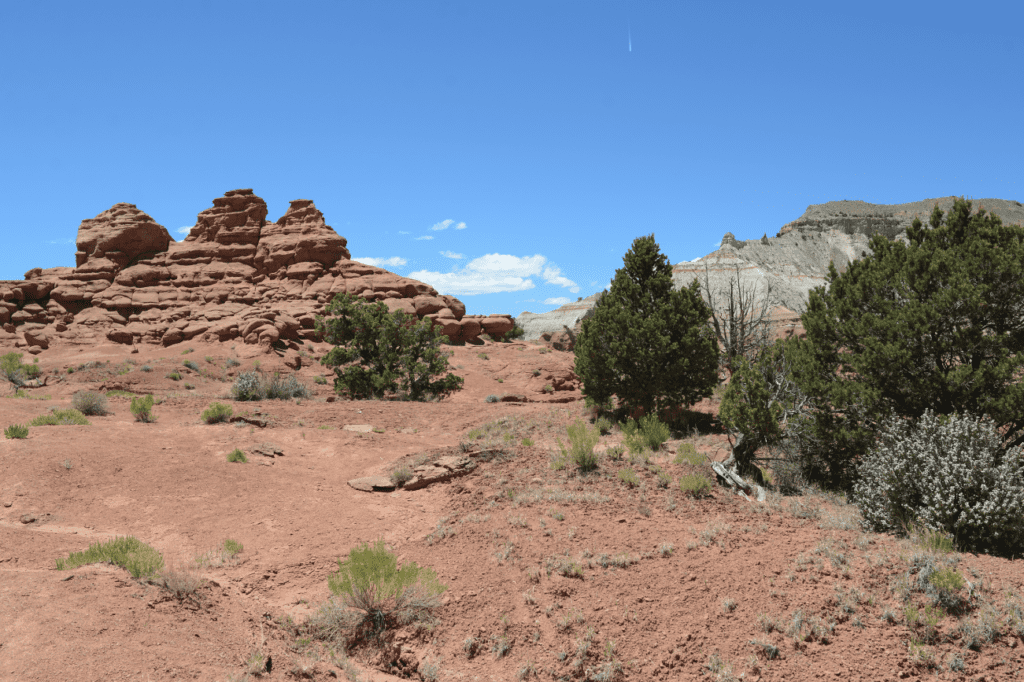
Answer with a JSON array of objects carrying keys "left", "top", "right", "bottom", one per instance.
[
  {"left": 573, "top": 234, "right": 719, "bottom": 419},
  {"left": 790, "top": 197, "right": 1024, "bottom": 488},
  {"left": 316, "top": 293, "right": 464, "bottom": 401}
]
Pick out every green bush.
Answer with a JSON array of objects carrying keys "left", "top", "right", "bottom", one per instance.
[
  {"left": 680, "top": 473, "right": 712, "bottom": 498},
  {"left": 618, "top": 467, "right": 639, "bottom": 487},
  {"left": 574, "top": 234, "right": 718, "bottom": 420},
  {"left": 622, "top": 414, "right": 671, "bottom": 454},
  {"left": 4, "top": 424, "right": 28, "bottom": 439},
  {"left": 166, "top": 371, "right": 181, "bottom": 381},
  {"left": 314, "top": 376, "right": 328, "bottom": 385},
  {"left": 792, "top": 197, "right": 1024, "bottom": 491},
  {"left": 130, "top": 395, "right": 157, "bottom": 423},
  {"left": 594, "top": 416, "right": 613, "bottom": 435},
  {"left": 556, "top": 419, "right": 601, "bottom": 472},
  {"left": 72, "top": 391, "right": 110, "bottom": 416},
  {"left": 327, "top": 539, "right": 446, "bottom": 639},
  {"left": 55, "top": 536, "right": 164, "bottom": 579},
  {"left": 316, "top": 293, "right": 463, "bottom": 401},
  {"left": 223, "top": 539, "right": 244, "bottom": 557},
  {"left": 202, "top": 402, "right": 233, "bottom": 424},
  {"left": 140, "top": 365, "right": 153, "bottom": 372},
  {"left": 30, "top": 409, "right": 90, "bottom": 426},
  {"left": 1, "top": 352, "right": 30, "bottom": 386},
  {"left": 674, "top": 443, "right": 706, "bottom": 467},
  {"left": 225, "top": 358, "right": 240, "bottom": 368},
  {"left": 262, "top": 372, "right": 311, "bottom": 400},
  {"left": 854, "top": 410, "right": 1024, "bottom": 557},
  {"left": 506, "top": 323, "right": 526, "bottom": 341},
  {"left": 182, "top": 359, "right": 200, "bottom": 371},
  {"left": 227, "top": 448, "right": 247, "bottom": 463},
  {"left": 230, "top": 371, "right": 311, "bottom": 401},
  {"left": 485, "top": 394, "right": 499, "bottom": 403}
]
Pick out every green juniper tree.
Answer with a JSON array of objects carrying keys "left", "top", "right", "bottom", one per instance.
[
  {"left": 573, "top": 234, "right": 719, "bottom": 420},
  {"left": 787, "top": 196, "right": 1024, "bottom": 489},
  {"left": 316, "top": 293, "right": 464, "bottom": 401}
]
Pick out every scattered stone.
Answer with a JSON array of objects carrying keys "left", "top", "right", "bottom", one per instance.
[
  {"left": 403, "top": 456, "right": 476, "bottom": 491},
  {"left": 347, "top": 476, "right": 397, "bottom": 493},
  {"left": 250, "top": 442, "right": 283, "bottom": 458},
  {"left": 20, "top": 514, "right": 37, "bottom": 524},
  {"left": 343, "top": 424, "right": 374, "bottom": 433}
]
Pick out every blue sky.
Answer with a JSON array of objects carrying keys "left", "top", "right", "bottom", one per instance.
[{"left": 2, "top": 1, "right": 1022, "bottom": 316}]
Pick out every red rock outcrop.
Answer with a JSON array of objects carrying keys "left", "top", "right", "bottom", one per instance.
[{"left": 0, "top": 189, "right": 500, "bottom": 352}]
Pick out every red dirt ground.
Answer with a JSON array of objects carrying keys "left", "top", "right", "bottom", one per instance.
[{"left": 1, "top": 338, "right": 1022, "bottom": 682}]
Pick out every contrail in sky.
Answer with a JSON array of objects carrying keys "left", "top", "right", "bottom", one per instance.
[{"left": 628, "top": 23, "right": 632, "bottom": 51}]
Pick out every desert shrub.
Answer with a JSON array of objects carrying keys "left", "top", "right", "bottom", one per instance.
[
  {"left": 622, "top": 413, "right": 671, "bottom": 453},
  {"left": 223, "top": 539, "right": 244, "bottom": 557},
  {"left": 574, "top": 234, "right": 718, "bottom": 420},
  {"left": 202, "top": 402, "right": 233, "bottom": 424},
  {"left": 130, "top": 395, "right": 157, "bottom": 423},
  {"left": 680, "top": 472, "right": 712, "bottom": 498},
  {"left": 55, "top": 535, "right": 164, "bottom": 579},
  {"left": 854, "top": 410, "right": 1024, "bottom": 557},
  {"left": 227, "top": 448, "right": 247, "bottom": 463},
  {"left": 231, "top": 371, "right": 264, "bottom": 401},
  {"left": 30, "top": 409, "right": 90, "bottom": 426},
  {"left": 166, "top": 371, "right": 181, "bottom": 381},
  {"left": 604, "top": 444, "right": 625, "bottom": 461},
  {"left": 182, "top": 359, "right": 200, "bottom": 371},
  {"left": 618, "top": 467, "right": 639, "bottom": 487},
  {"left": 556, "top": 419, "right": 601, "bottom": 472},
  {"left": 391, "top": 466, "right": 414, "bottom": 487},
  {"left": 1, "top": 352, "right": 30, "bottom": 386},
  {"left": 594, "top": 416, "right": 613, "bottom": 435},
  {"left": 792, "top": 198, "right": 1024, "bottom": 491},
  {"left": 72, "top": 391, "right": 109, "bottom": 416},
  {"left": 4, "top": 424, "right": 29, "bottom": 439},
  {"left": 674, "top": 443, "right": 706, "bottom": 467},
  {"left": 225, "top": 358, "right": 240, "bottom": 368},
  {"left": 506, "top": 323, "right": 526, "bottom": 341},
  {"left": 262, "top": 372, "right": 312, "bottom": 400},
  {"left": 316, "top": 293, "right": 463, "bottom": 401},
  {"left": 140, "top": 365, "right": 152, "bottom": 372},
  {"left": 542, "top": 384, "right": 554, "bottom": 393},
  {"left": 326, "top": 539, "right": 446, "bottom": 641},
  {"left": 532, "top": 369, "right": 541, "bottom": 377},
  {"left": 485, "top": 394, "right": 499, "bottom": 403},
  {"left": 315, "top": 376, "right": 327, "bottom": 385}
]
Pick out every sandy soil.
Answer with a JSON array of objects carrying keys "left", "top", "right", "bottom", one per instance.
[{"left": 1, "top": 338, "right": 1022, "bottom": 682}]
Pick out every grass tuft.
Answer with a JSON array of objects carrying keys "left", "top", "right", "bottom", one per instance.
[{"left": 55, "top": 535, "right": 164, "bottom": 579}]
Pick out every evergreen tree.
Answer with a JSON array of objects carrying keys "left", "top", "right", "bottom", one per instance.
[
  {"left": 792, "top": 196, "right": 1024, "bottom": 488},
  {"left": 573, "top": 234, "right": 719, "bottom": 419},
  {"left": 316, "top": 293, "right": 464, "bottom": 401}
]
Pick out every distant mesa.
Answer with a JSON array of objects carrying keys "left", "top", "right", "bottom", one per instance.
[
  {"left": 1, "top": 189, "right": 513, "bottom": 352},
  {"left": 519, "top": 196, "right": 1024, "bottom": 343}
]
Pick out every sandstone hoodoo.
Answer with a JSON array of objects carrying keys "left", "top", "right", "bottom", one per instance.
[{"left": 0, "top": 189, "right": 512, "bottom": 352}]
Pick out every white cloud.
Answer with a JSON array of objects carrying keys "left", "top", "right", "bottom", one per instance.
[
  {"left": 541, "top": 264, "right": 580, "bottom": 293},
  {"left": 415, "top": 235, "right": 434, "bottom": 241},
  {"left": 431, "top": 219, "right": 468, "bottom": 231},
  {"left": 544, "top": 297, "right": 571, "bottom": 306},
  {"left": 398, "top": 231, "right": 410, "bottom": 235},
  {"left": 408, "top": 253, "right": 579, "bottom": 296},
  {"left": 353, "top": 256, "right": 408, "bottom": 268},
  {"left": 440, "top": 250, "right": 464, "bottom": 259},
  {"left": 177, "top": 226, "right": 193, "bottom": 235}
]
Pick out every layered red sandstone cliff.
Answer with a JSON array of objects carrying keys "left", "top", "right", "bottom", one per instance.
[{"left": 0, "top": 189, "right": 512, "bottom": 352}]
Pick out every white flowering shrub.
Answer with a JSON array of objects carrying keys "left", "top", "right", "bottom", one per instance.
[{"left": 854, "top": 410, "right": 1024, "bottom": 556}]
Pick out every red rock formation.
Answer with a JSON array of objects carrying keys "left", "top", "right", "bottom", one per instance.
[{"left": 0, "top": 189, "right": 496, "bottom": 352}]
